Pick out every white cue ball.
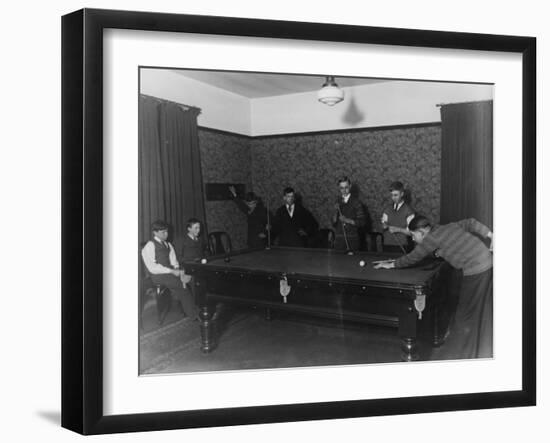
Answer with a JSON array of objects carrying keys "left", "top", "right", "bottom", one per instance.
[
  {"left": 359, "top": 260, "right": 366, "bottom": 267},
  {"left": 200, "top": 258, "right": 207, "bottom": 264}
]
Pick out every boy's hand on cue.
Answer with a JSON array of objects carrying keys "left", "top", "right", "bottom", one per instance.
[{"left": 374, "top": 261, "right": 395, "bottom": 269}]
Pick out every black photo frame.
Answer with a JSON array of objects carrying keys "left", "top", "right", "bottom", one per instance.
[{"left": 61, "top": 8, "right": 536, "bottom": 435}]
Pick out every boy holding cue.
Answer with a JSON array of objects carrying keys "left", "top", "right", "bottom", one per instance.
[
  {"left": 331, "top": 176, "right": 366, "bottom": 252},
  {"left": 374, "top": 215, "right": 494, "bottom": 359},
  {"left": 381, "top": 181, "right": 415, "bottom": 253}
]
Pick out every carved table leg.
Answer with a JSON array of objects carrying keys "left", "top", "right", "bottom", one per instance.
[
  {"left": 194, "top": 277, "right": 215, "bottom": 353},
  {"left": 401, "top": 337, "right": 419, "bottom": 361},
  {"left": 199, "top": 305, "right": 215, "bottom": 353},
  {"left": 399, "top": 304, "right": 420, "bottom": 362}
]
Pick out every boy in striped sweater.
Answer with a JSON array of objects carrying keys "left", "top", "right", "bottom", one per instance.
[{"left": 374, "top": 215, "right": 493, "bottom": 359}]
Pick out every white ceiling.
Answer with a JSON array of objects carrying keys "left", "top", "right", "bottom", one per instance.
[{"left": 172, "top": 70, "right": 386, "bottom": 98}]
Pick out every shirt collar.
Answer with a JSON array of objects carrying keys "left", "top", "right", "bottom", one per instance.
[
  {"left": 154, "top": 236, "right": 169, "bottom": 247},
  {"left": 342, "top": 194, "right": 351, "bottom": 203},
  {"left": 394, "top": 201, "right": 404, "bottom": 211}
]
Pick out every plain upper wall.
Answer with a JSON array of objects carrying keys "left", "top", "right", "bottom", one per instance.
[
  {"left": 140, "top": 69, "right": 493, "bottom": 136},
  {"left": 250, "top": 81, "right": 494, "bottom": 136},
  {"left": 140, "top": 69, "right": 251, "bottom": 135}
]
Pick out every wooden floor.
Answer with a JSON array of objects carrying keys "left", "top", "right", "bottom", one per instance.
[{"left": 139, "top": 300, "right": 451, "bottom": 375}]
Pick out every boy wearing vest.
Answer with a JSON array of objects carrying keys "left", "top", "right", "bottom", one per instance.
[
  {"left": 381, "top": 181, "right": 415, "bottom": 252},
  {"left": 141, "top": 220, "right": 196, "bottom": 320},
  {"left": 374, "top": 215, "right": 493, "bottom": 359}
]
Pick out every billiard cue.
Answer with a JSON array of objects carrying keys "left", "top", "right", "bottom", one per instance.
[
  {"left": 373, "top": 259, "right": 395, "bottom": 265},
  {"left": 266, "top": 199, "right": 271, "bottom": 249},
  {"left": 337, "top": 204, "right": 351, "bottom": 252},
  {"left": 389, "top": 229, "right": 408, "bottom": 255}
]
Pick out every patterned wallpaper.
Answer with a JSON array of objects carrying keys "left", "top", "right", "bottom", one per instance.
[
  {"left": 198, "top": 129, "right": 253, "bottom": 250},
  {"left": 250, "top": 125, "right": 442, "bottom": 232},
  {"left": 198, "top": 125, "right": 441, "bottom": 249}
]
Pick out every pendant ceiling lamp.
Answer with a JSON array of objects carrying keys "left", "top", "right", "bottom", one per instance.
[{"left": 317, "top": 76, "right": 344, "bottom": 106}]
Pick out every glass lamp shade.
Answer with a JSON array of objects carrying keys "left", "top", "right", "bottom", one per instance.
[{"left": 317, "top": 77, "right": 345, "bottom": 106}]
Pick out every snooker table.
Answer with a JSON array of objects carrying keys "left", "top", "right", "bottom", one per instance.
[{"left": 183, "top": 247, "right": 451, "bottom": 361}]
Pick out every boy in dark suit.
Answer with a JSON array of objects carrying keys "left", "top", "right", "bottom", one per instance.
[
  {"left": 175, "top": 218, "right": 210, "bottom": 320},
  {"left": 272, "top": 187, "right": 318, "bottom": 247},
  {"left": 229, "top": 186, "right": 270, "bottom": 249},
  {"left": 178, "top": 218, "right": 209, "bottom": 263}
]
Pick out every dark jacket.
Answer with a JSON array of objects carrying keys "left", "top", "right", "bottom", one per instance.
[
  {"left": 272, "top": 204, "right": 318, "bottom": 247},
  {"left": 232, "top": 198, "right": 271, "bottom": 249},
  {"left": 174, "top": 234, "right": 209, "bottom": 263}
]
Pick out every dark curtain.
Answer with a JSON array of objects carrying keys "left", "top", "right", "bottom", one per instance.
[
  {"left": 138, "top": 95, "right": 163, "bottom": 244},
  {"left": 138, "top": 94, "right": 206, "bottom": 244},
  {"left": 440, "top": 100, "right": 493, "bottom": 229}
]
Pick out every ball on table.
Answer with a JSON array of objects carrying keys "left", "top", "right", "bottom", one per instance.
[
  {"left": 359, "top": 260, "right": 366, "bottom": 267},
  {"left": 200, "top": 258, "right": 207, "bottom": 264},
  {"left": 224, "top": 256, "right": 231, "bottom": 263}
]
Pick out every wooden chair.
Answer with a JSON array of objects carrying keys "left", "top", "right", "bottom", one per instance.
[
  {"left": 208, "top": 231, "right": 233, "bottom": 255},
  {"left": 317, "top": 228, "right": 335, "bottom": 249}
]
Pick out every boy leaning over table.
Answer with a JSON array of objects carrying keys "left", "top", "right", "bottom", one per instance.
[{"left": 374, "top": 215, "right": 494, "bottom": 359}]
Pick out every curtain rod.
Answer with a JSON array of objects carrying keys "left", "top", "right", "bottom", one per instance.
[
  {"left": 140, "top": 93, "right": 202, "bottom": 114},
  {"left": 435, "top": 99, "right": 493, "bottom": 107}
]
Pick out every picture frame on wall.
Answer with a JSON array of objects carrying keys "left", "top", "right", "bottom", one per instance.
[{"left": 61, "top": 8, "right": 536, "bottom": 435}]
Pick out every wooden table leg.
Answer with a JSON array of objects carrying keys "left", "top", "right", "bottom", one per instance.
[
  {"left": 401, "top": 336, "right": 419, "bottom": 361},
  {"left": 399, "top": 306, "right": 419, "bottom": 361},
  {"left": 199, "top": 305, "right": 215, "bottom": 353},
  {"left": 194, "top": 277, "right": 215, "bottom": 353}
]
